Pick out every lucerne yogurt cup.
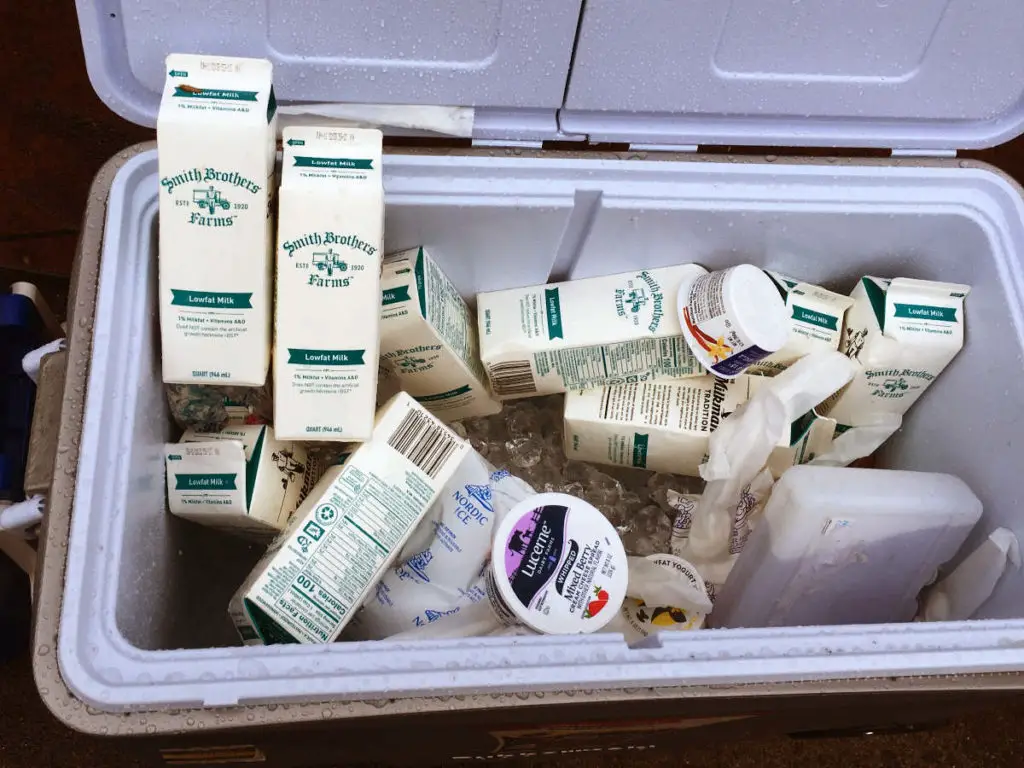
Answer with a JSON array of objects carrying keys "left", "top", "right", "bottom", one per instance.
[
  {"left": 486, "top": 492, "right": 628, "bottom": 634},
  {"left": 677, "top": 264, "right": 789, "bottom": 378}
]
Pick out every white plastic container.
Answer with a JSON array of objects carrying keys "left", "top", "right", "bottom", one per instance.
[
  {"left": 53, "top": 0, "right": 1024, "bottom": 715},
  {"left": 712, "top": 466, "right": 984, "bottom": 629},
  {"left": 676, "top": 264, "right": 789, "bottom": 378},
  {"left": 486, "top": 493, "right": 628, "bottom": 635}
]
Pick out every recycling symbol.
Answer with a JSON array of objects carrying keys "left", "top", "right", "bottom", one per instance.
[{"left": 316, "top": 504, "right": 338, "bottom": 526}]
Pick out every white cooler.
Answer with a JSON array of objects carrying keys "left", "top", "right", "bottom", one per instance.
[{"left": 31, "top": 0, "right": 1024, "bottom": 750}]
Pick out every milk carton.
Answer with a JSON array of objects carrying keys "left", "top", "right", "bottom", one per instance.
[
  {"left": 564, "top": 377, "right": 837, "bottom": 478},
  {"left": 229, "top": 393, "right": 470, "bottom": 644},
  {"left": 164, "top": 424, "right": 310, "bottom": 540},
  {"left": 765, "top": 412, "right": 837, "bottom": 479},
  {"left": 564, "top": 377, "right": 751, "bottom": 476},
  {"left": 380, "top": 247, "right": 501, "bottom": 422},
  {"left": 747, "top": 272, "right": 854, "bottom": 376},
  {"left": 274, "top": 126, "right": 384, "bottom": 441},
  {"left": 477, "top": 264, "right": 706, "bottom": 399},
  {"left": 825, "top": 277, "right": 970, "bottom": 426},
  {"left": 157, "top": 54, "right": 277, "bottom": 385}
]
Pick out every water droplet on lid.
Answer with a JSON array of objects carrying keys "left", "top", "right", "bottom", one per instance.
[{"left": 38, "top": 644, "right": 51, "bottom": 656}]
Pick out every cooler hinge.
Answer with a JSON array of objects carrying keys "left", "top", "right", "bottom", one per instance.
[
  {"left": 471, "top": 138, "right": 544, "bottom": 150},
  {"left": 627, "top": 143, "right": 700, "bottom": 153},
  {"left": 890, "top": 148, "right": 958, "bottom": 158}
]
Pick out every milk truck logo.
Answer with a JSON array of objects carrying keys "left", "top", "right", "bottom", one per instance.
[
  {"left": 159, "top": 167, "right": 262, "bottom": 227},
  {"left": 282, "top": 231, "right": 377, "bottom": 288},
  {"left": 382, "top": 344, "right": 444, "bottom": 374},
  {"left": 397, "top": 355, "right": 427, "bottom": 371},
  {"left": 613, "top": 271, "right": 666, "bottom": 332},
  {"left": 270, "top": 449, "right": 306, "bottom": 491}
]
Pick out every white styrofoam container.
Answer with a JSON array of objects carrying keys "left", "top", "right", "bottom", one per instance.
[{"left": 61, "top": 0, "right": 1024, "bottom": 710}]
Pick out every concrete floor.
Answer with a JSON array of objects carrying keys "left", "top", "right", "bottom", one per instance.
[{"left": 4, "top": 3, "right": 1024, "bottom": 766}]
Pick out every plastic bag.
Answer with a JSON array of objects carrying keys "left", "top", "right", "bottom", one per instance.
[
  {"left": 921, "top": 528, "right": 1021, "bottom": 621},
  {"left": 680, "top": 352, "right": 856, "bottom": 577},
  {"left": 347, "top": 453, "right": 534, "bottom": 640},
  {"left": 810, "top": 411, "right": 903, "bottom": 467}
]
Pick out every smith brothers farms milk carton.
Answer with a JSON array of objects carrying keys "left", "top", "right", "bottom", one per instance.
[
  {"left": 274, "top": 126, "right": 384, "bottom": 442},
  {"left": 746, "top": 271, "right": 855, "bottom": 376},
  {"left": 157, "top": 54, "right": 277, "bottom": 386},
  {"left": 477, "top": 265, "right": 707, "bottom": 399},
  {"left": 379, "top": 247, "right": 501, "bottom": 422},
  {"left": 825, "top": 277, "right": 970, "bottom": 426},
  {"left": 229, "top": 393, "right": 470, "bottom": 645}
]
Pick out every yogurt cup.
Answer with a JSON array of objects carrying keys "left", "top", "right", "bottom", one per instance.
[
  {"left": 486, "top": 492, "right": 628, "bottom": 634},
  {"left": 676, "top": 264, "right": 789, "bottom": 378},
  {"left": 614, "top": 554, "right": 709, "bottom": 645}
]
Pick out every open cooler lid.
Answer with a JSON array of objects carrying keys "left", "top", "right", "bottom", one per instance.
[{"left": 77, "top": 0, "right": 1024, "bottom": 150}]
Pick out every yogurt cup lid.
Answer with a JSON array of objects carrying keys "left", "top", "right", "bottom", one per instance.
[
  {"left": 676, "top": 264, "right": 789, "bottom": 379},
  {"left": 615, "top": 554, "right": 709, "bottom": 644},
  {"left": 487, "top": 492, "right": 628, "bottom": 634}
]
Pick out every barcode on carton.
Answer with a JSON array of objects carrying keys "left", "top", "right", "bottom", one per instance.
[
  {"left": 487, "top": 361, "right": 537, "bottom": 397},
  {"left": 387, "top": 408, "right": 459, "bottom": 478}
]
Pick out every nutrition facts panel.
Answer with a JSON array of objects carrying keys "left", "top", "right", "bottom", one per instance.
[
  {"left": 533, "top": 336, "right": 702, "bottom": 389},
  {"left": 277, "top": 465, "right": 431, "bottom": 642}
]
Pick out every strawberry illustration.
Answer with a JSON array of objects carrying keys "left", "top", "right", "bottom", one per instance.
[{"left": 583, "top": 585, "right": 609, "bottom": 619}]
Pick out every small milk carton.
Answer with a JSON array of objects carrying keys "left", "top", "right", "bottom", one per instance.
[
  {"left": 380, "top": 247, "right": 501, "bottom": 422},
  {"left": 824, "top": 277, "right": 970, "bottom": 426},
  {"left": 164, "top": 424, "right": 311, "bottom": 540},
  {"left": 478, "top": 264, "right": 707, "bottom": 399},
  {"left": 274, "top": 126, "right": 384, "bottom": 441},
  {"left": 747, "top": 272, "right": 855, "bottom": 375},
  {"left": 564, "top": 377, "right": 837, "bottom": 478},
  {"left": 229, "top": 393, "right": 470, "bottom": 645},
  {"left": 157, "top": 54, "right": 277, "bottom": 385},
  {"left": 563, "top": 377, "right": 752, "bottom": 476}
]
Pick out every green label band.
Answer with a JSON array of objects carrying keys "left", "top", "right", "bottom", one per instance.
[
  {"left": 414, "top": 385, "right": 473, "bottom": 403},
  {"left": 173, "top": 87, "right": 258, "bottom": 101},
  {"left": 171, "top": 290, "right": 252, "bottom": 308},
  {"left": 287, "top": 348, "right": 366, "bottom": 366},
  {"left": 175, "top": 473, "right": 237, "bottom": 490},
  {"left": 545, "top": 288, "right": 564, "bottom": 340},
  {"left": 792, "top": 304, "right": 838, "bottom": 330},
  {"left": 893, "top": 303, "right": 957, "bottom": 322},
  {"left": 292, "top": 156, "right": 374, "bottom": 169},
  {"left": 382, "top": 285, "right": 411, "bottom": 306},
  {"left": 632, "top": 433, "right": 649, "bottom": 468}
]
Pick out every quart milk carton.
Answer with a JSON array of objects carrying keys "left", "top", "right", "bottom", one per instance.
[
  {"left": 564, "top": 376, "right": 837, "bottom": 478},
  {"left": 478, "top": 265, "right": 707, "bottom": 399},
  {"left": 380, "top": 247, "right": 501, "bottom": 422},
  {"left": 274, "top": 126, "right": 384, "bottom": 441},
  {"left": 746, "top": 271, "right": 854, "bottom": 375},
  {"left": 164, "top": 424, "right": 311, "bottom": 540},
  {"left": 825, "top": 277, "right": 970, "bottom": 426},
  {"left": 229, "top": 393, "right": 470, "bottom": 644},
  {"left": 564, "top": 377, "right": 751, "bottom": 476},
  {"left": 157, "top": 54, "right": 276, "bottom": 385}
]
